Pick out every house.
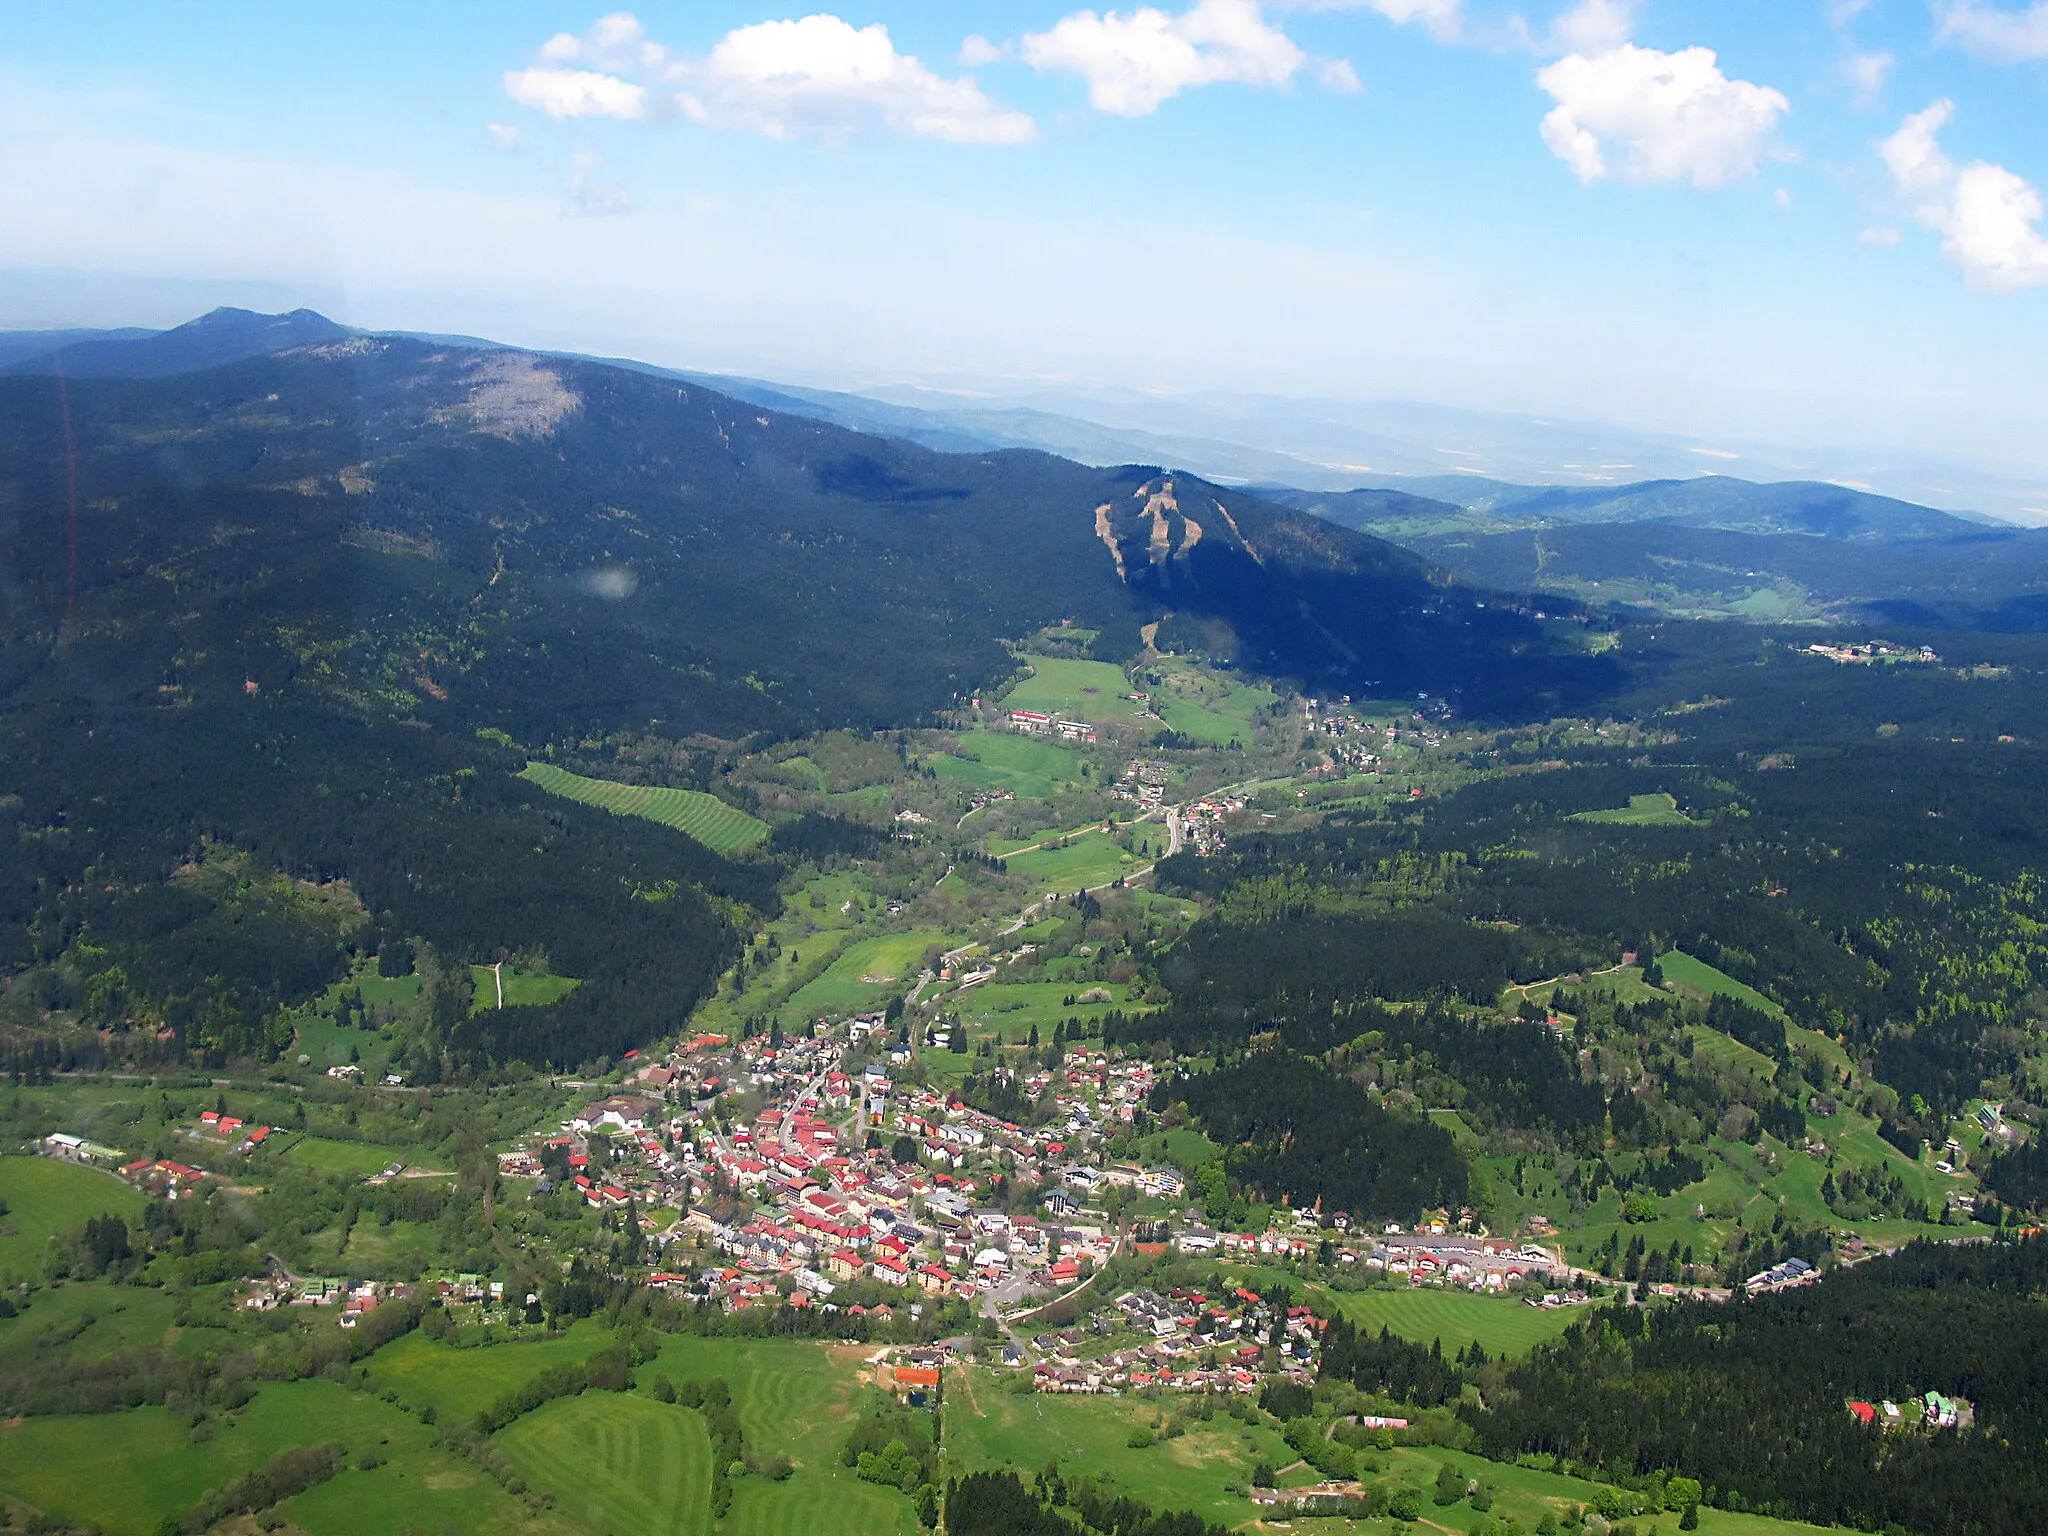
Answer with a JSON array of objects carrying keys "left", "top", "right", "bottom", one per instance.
[{"left": 1849, "top": 1401, "right": 1877, "bottom": 1426}]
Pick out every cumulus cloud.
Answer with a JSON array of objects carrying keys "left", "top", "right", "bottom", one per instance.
[
  {"left": 486, "top": 122, "right": 525, "bottom": 151},
  {"left": 1021, "top": 0, "right": 1324, "bottom": 116},
  {"left": 1934, "top": 1, "right": 2048, "bottom": 60},
  {"left": 503, "top": 11, "right": 1034, "bottom": 145},
  {"left": 1881, "top": 99, "right": 2048, "bottom": 290},
  {"left": 1537, "top": 43, "right": 1789, "bottom": 188},
  {"left": 1859, "top": 224, "right": 1902, "bottom": 245}
]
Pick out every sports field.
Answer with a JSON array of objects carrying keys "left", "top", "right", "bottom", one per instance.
[
  {"left": 784, "top": 930, "right": 943, "bottom": 1016},
  {"left": 521, "top": 762, "right": 769, "bottom": 854},
  {"left": 0, "top": 1156, "right": 147, "bottom": 1283}
]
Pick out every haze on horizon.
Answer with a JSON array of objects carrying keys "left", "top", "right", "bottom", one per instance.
[{"left": 4, "top": 0, "right": 2048, "bottom": 507}]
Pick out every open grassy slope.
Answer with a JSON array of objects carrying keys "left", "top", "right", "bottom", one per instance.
[{"left": 522, "top": 763, "right": 769, "bottom": 854}]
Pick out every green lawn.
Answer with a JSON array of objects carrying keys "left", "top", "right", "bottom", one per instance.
[
  {"left": 293, "top": 1016, "right": 395, "bottom": 1074},
  {"left": 469, "top": 964, "right": 582, "bottom": 1014},
  {"left": 0, "top": 1282, "right": 190, "bottom": 1371},
  {"left": 1570, "top": 792, "right": 1701, "bottom": 826},
  {"left": 0, "top": 1156, "right": 146, "bottom": 1283},
  {"left": 365, "top": 1321, "right": 617, "bottom": 1424},
  {"left": 498, "top": 1392, "right": 712, "bottom": 1536},
  {"left": 521, "top": 762, "right": 769, "bottom": 854},
  {"left": 1006, "top": 831, "right": 1142, "bottom": 891},
  {"left": 952, "top": 981, "right": 1151, "bottom": 1039},
  {"left": 784, "top": 930, "right": 945, "bottom": 1017}
]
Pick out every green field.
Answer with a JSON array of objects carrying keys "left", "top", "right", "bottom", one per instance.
[
  {"left": 499, "top": 1392, "right": 712, "bottom": 1536},
  {"left": 470, "top": 964, "right": 583, "bottom": 1013},
  {"left": 1307, "top": 1285, "right": 1584, "bottom": 1357},
  {"left": 930, "top": 728, "right": 1089, "bottom": 800},
  {"left": 1006, "top": 830, "right": 1143, "bottom": 891},
  {"left": 1657, "top": 951, "right": 1787, "bottom": 1018},
  {"left": 522, "top": 762, "right": 769, "bottom": 853},
  {"left": 0, "top": 1156, "right": 147, "bottom": 1283},
  {"left": 952, "top": 980, "right": 1150, "bottom": 1038},
  {"left": 784, "top": 930, "right": 944, "bottom": 1017},
  {"left": 0, "top": 1377, "right": 545, "bottom": 1536},
  {"left": 1001, "top": 656, "right": 1148, "bottom": 726},
  {"left": 1571, "top": 792, "right": 1700, "bottom": 827},
  {"left": 281, "top": 1136, "right": 441, "bottom": 1178},
  {"left": 366, "top": 1321, "right": 617, "bottom": 1423}
]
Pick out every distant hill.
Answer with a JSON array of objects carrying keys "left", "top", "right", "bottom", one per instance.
[{"left": 0, "top": 306, "right": 354, "bottom": 380}]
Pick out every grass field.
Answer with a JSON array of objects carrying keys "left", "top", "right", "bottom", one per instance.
[
  {"left": 634, "top": 1335, "right": 922, "bottom": 1536},
  {"left": 280, "top": 1136, "right": 442, "bottom": 1178},
  {"left": 785, "top": 930, "right": 945, "bottom": 1017},
  {"left": 499, "top": 1392, "right": 713, "bottom": 1536},
  {"left": 1570, "top": 793, "right": 1700, "bottom": 827},
  {"left": 522, "top": 762, "right": 769, "bottom": 854},
  {"left": 1256, "top": 1278, "right": 1582, "bottom": 1358},
  {"left": 0, "top": 1377, "right": 551, "bottom": 1536},
  {"left": 1002, "top": 656, "right": 1149, "bottom": 727},
  {"left": 0, "top": 1156, "right": 146, "bottom": 1283},
  {"left": 930, "top": 728, "right": 1089, "bottom": 800},
  {"left": 952, "top": 980, "right": 1150, "bottom": 1038},
  {"left": 469, "top": 964, "right": 582, "bottom": 1014},
  {"left": 1006, "top": 830, "right": 1142, "bottom": 891},
  {"left": 0, "top": 1282, "right": 190, "bottom": 1371},
  {"left": 1657, "top": 951, "right": 1786, "bottom": 1018},
  {"left": 366, "top": 1321, "right": 617, "bottom": 1423}
]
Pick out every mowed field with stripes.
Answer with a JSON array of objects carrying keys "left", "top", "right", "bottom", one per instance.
[{"left": 522, "top": 763, "right": 769, "bottom": 854}]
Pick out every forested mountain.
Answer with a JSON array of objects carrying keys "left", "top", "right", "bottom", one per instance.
[
  {"left": 0, "top": 313, "right": 1612, "bottom": 1074},
  {"left": 1270, "top": 478, "right": 2048, "bottom": 624}
]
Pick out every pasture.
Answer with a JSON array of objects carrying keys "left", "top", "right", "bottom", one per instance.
[
  {"left": 280, "top": 1136, "right": 437, "bottom": 1178},
  {"left": 951, "top": 980, "right": 1149, "bottom": 1039},
  {"left": 521, "top": 762, "right": 769, "bottom": 854},
  {"left": 1300, "top": 1283, "right": 1582, "bottom": 1358},
  {"left": 0, "top": 1156, "right": 146, "bottom": 1283}
]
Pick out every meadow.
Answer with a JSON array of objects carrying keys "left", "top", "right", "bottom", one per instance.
[
  {"left": 366, "top": 1320, "right": 618, "bottom": 1423},
  {"left": 930, "top": 727, "right": 1089, "bottom": 800},
  {"left": 0, "top": 1156, "right": 146, "bottom": 1283},
  {"left": 952, "top": 980, "right": 1151, "bottom": 1039},
  {"left": 1569, "top": 793, "right": 1701, "bottom": 827},
  {"left": 497, "top": 1392, "right": 712, "bottom": 1536},
  {"left": 1656, "top": 951, "right": 1787, "bottom": 1018},
  {"left": 1005, "top": 830, "right": 1143, "bottom": 891},
  {"left": 1001, "top": 656, "right": 1150, "bottom": 727},
  {"left": 470, "top": 964, "right": 583, "bottom": 1013},
  {"left": 521, "top": 762, "right": 769, "bottom": 854},
  {"left": 280, "top": 1135, "right": 443, "bottom": 1179},
  {"left": 783, "top": 930, "right": 945, "bottom": 1017}
]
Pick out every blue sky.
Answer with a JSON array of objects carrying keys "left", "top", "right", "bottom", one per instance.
[{"left": 3, "top": 0, "right": 2047, "bottom": 480}]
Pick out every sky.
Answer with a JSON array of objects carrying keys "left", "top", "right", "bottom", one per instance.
[{"left": 3, "top": 0, "right": 2047, "bottom": 486}]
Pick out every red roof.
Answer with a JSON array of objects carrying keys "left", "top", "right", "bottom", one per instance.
[{"left": 1849, "top": 1401, "right": 1877, "bottom": 1425}]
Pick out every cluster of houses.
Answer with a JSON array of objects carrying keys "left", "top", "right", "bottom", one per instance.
[
  {"left": 189, "top": 1110, "right": 277, "bottom": 1153},
  {"left": 1804, "top": 641, "right": 1940, "bottom": 666},
  {"left": 1022, "top": 1284, "right": 1322, "bottom": 1395},
  {"left": 1745, "top": 1255, "right": 1818, "bottom": 1294},
  {"left": 242, "top": 1273, "right": 418, "bottom": 1322},
  {"left": 1848, "top": 1391, "right": 1969, "bottom": 1432},
  {"left": 1174, "top": 1223, "right": 1565, "bottom": 1294}
]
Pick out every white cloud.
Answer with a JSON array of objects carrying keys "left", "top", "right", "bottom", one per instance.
[
  {"left": 1881, "top": 99, "right": 2048, "bottom": 290},
  {"left": 1283, "top": 0, "right": 1465, "bottom": 44},
  {"left": 1538, "top": 44, "right": 1790, "bottom": 188},
  {"left": 486, "top": 122, "right": 525, "bottom": 152},
  {"left": 1829, "top": 0, "right": 1873, "bottom": 22},
  {"left": 1934, "top": 1, "right": 2048, "bottom": 61},
  {"left": 959, "top": 35, "right": 1005, "bottom": 66},
  {"left": 567, "top": 151, "right": 631, "bottom": 217},
  {"left": 1859, "top": 224, "right": 1902, "bottom": 245},
  {"left": 1021, "top": 0, "right": 1318, "bottom": 116},
  {"left": 504, "top": 12, "right": 1035, "bottom": 145},
  {"left": 1774, "top": 186, "right": 1793, "bottom": 208},
  {"left": 1840, "top": 48, "right": 1892, "bottom": 109},
  {"left": 1548, "top": 0, "right": 1641, "bottom": 55},
  {"left": 503, "top": 65, "right": 651, "bottom": 121}
]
